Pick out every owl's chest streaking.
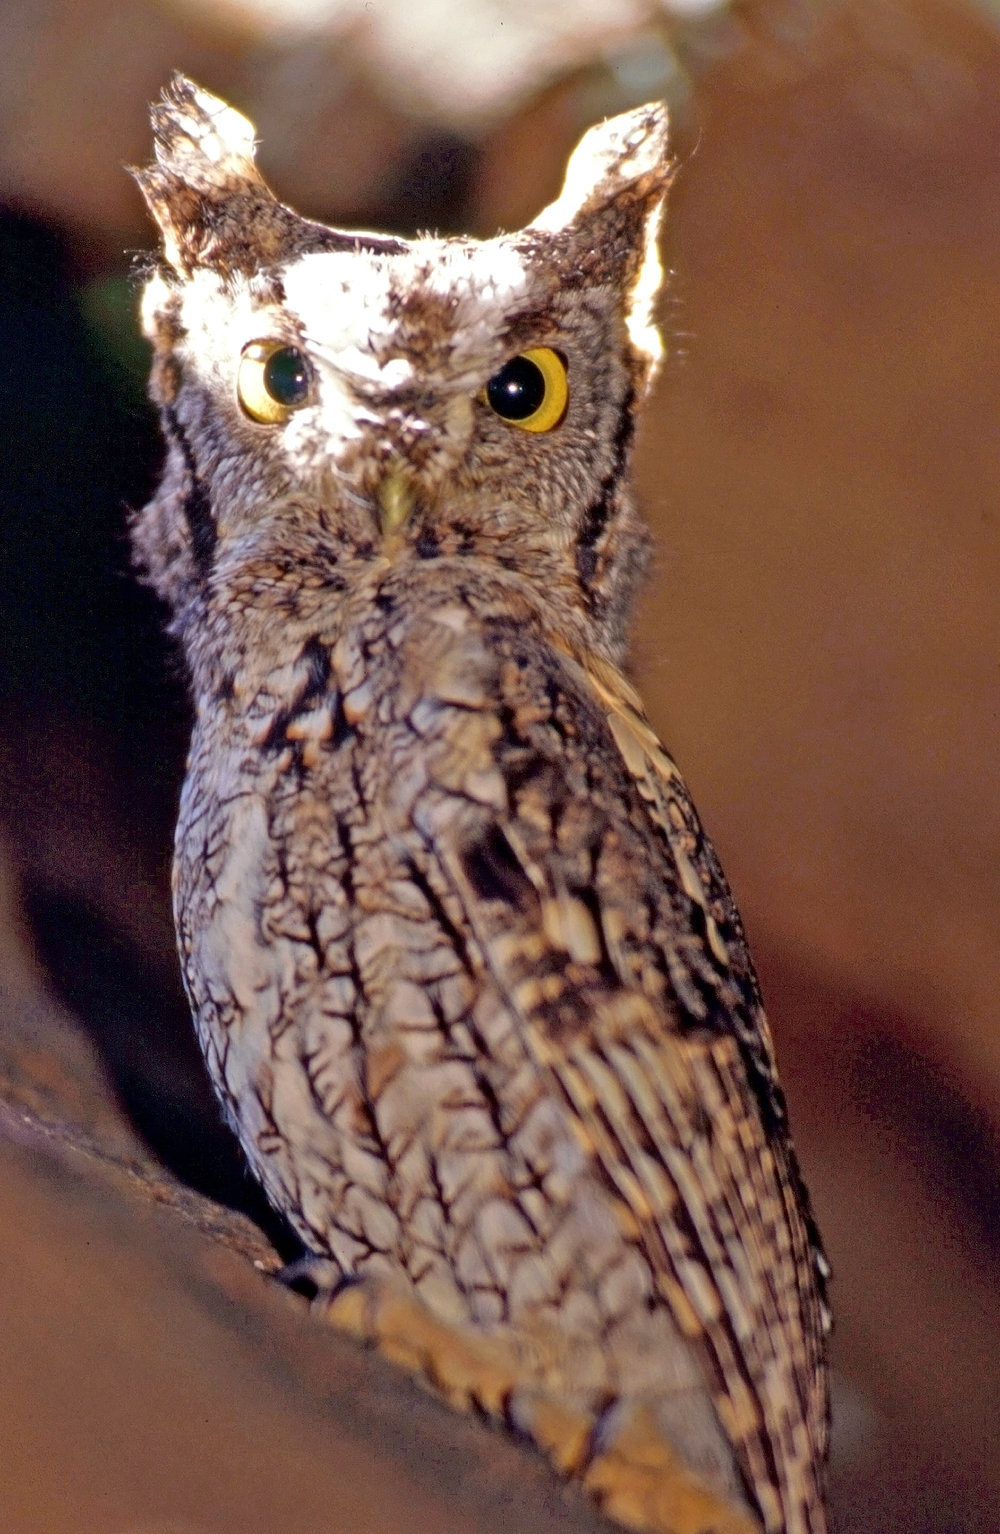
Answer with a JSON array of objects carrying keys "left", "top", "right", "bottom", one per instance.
[{"left": 176, "top": 557, "right": 728, "bottom": 1292}]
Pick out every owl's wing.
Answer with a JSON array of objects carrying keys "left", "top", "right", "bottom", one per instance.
[
  {"left": 411, "top": 623, "right": 829, "bottom": 1534},
  {"left": 555, "top": 649, "right": 829, "bottom": 1531}
]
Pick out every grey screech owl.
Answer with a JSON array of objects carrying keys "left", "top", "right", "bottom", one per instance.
[{"left": 132, "top": 76, "right": 830, "bottom": 1534}]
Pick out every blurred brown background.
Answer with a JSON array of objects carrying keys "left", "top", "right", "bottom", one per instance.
[{"left": 1, "top": 0, "right": 998, "bottom": 1529}]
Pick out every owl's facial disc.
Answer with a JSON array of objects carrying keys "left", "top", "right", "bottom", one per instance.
[{"left": 134, "top": 77, "right": 673, "bottom": 642}]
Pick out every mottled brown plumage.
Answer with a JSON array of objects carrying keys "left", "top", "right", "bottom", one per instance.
[{"left": 132, "top": 76, "right": 830, "bottom": 1534}]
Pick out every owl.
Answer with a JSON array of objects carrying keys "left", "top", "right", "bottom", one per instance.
[{"left": 132, "top": 76, "right": 830, "bottom": 1534}]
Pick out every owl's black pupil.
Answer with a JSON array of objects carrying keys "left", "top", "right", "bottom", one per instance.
[
  {"left": 263, "top": 346, "right": 310, "bottom": 406},
  {"left": 486, "top": 355, "right": 546, "bottom": 420}
]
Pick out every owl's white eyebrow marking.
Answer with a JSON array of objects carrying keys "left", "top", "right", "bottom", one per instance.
[
  {"left": 273, "top": 241, "right": 535, "bottom": 411},
  {"left": 280, "top": 252, "right": 401, "bottom": 362},
  {"left": 310, "top": 344, "right": 415, "bottom": 391}
]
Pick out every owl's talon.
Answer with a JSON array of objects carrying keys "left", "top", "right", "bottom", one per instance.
[
  {"left": 314, "top": 1272, "right": 519, "bottom": 1418},
  {"left": 508, "top": 1390, "right": 595, "bottom": 1476},
  {"left": 275, "top": 1254, "right": 346, "bottom": 1308},
  {"left": 582, "top": 1404, "right": 760, "bottom": 1534}
]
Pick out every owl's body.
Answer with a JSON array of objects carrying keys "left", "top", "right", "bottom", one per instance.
[{"left": 134, "top": 80, "right": 829, "bottom": 1534}]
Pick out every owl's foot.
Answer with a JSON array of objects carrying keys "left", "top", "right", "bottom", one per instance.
[
  {"left": 311, "top": 1271, "right": 759, "bottom": 1534},
  {"left": 578, "top": 1401, "right": 760, "bottom": 1534},
  {"left": 321, "top": 1270, "right": 521, "bottom": 1417}
]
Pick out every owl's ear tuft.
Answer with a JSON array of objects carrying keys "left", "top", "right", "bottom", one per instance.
[
  {"left": 532, "top": 103, "right": 671, "bottom": 237},
  {"left": 132, "top": 76, "right": 408, "bottom": 278},
  {"left": 132, "top": 76, "right": 324, "bottom": 278},
  {"left": 528, "top": 102, "right": 673, "bottom": 379},
  {"left": 148, "top": 75, "right": 262, "bottom": 195}
]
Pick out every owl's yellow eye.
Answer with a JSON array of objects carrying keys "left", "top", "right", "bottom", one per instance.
[
  {"left": 237, "top": 341, "right": 313, "bottom": 424},
  {"left": 484, "top": 347, "right": 568, "bottom": 433}
]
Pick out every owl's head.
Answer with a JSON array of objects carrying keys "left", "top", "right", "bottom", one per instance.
[{"left": 133, "top": 77, "right": 672, "bottom": 665}]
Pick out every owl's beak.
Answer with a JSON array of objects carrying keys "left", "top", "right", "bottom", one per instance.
[{"left": 377, "top": 464, "right": 415, "bottom": 536}]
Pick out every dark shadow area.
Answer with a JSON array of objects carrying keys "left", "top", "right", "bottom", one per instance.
[
  {"left": 0, "top": 204, "right": 303, "bottom": 1256},
  {"left": 0, "top": 210, "right": 160, "bottom": 723},
  {"left": 24, "top": 882, "right": 302, "bottom": 1259},
  {"left": 854, "top": 1028, "right": 1000, "bottom": 1264},
  {"left": 380, "top": 132, "right": 481, "bottom": 236}
]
